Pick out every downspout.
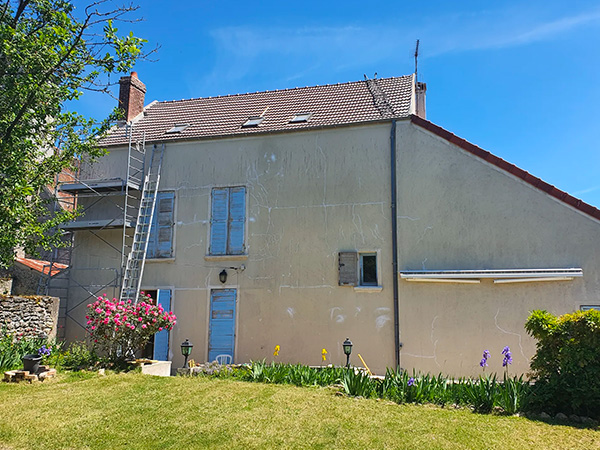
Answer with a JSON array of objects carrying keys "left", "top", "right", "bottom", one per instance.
[{"left": 390, "top": 119, "right": 400, "bottom": 369}]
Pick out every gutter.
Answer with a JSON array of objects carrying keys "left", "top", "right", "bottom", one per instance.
[{"left": 390, "top": 119, "right": 400, "bottom": 369}]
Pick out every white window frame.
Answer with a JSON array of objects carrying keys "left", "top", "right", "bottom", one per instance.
[
  {"left": 359, "top": 252, "right": 378, "bottom": 286},
  {"left": 355, "top": 250, "right": 383, "bottom": 292}
]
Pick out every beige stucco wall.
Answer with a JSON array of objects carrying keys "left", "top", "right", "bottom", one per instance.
[
  {"left": 67, "top": 124, "right": 396, "bottom": 371},
  {"left": 64, "top": 119, "right": 600, "bottom": 377},
  {"left": 395, "top": 122, "right": 600, "bottom": 376}
]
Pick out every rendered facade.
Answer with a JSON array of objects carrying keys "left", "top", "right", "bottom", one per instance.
[{"left": 59, "top": 73, "right": 600, "bottom": 376}]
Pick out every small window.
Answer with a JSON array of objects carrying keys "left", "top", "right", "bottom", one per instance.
[
  {"left": 338, "top": 251, "right": 380, "bottom": 287},
  {"left": 166, "top": 123, "right": 189, "bottom": 134},
  {"left": 289, "top": 112, "right": 311, "bottom": 123},
  {"left": 242, "top": 117, "right": 264, "bottom": 128},
  {"left": 581, "top": 305, "right": 600, "bottom": 311},
  {"left": 360, "top": 253, "right": 378, "bottom": 286}
]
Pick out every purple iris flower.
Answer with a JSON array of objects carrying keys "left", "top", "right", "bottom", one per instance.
[
  {"left": 408, "top": 377, "right": 415, "bottom": 387},
  {"left": 502, "top": 346, "right": 512, "bottom": 367},
  {"left": 37, "top": 345, "right": 51, "bottom": 356},
  {"left": 480, "top": 350, "right": 490, "bottom": 368}
]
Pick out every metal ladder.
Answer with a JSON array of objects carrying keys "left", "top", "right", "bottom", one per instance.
[{"left": 119, "top": 143, "right": 165, "bottom": 302}]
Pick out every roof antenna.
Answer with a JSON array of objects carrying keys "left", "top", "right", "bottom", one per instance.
[{"left": 414, "top": 39, "right": 420, "bottom": 80}]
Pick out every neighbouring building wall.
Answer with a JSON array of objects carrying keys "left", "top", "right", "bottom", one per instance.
[
  {"left": 67, "top": 123, "right": 398, "bottom": 372},
  {"left": 0, "top": 295, "right": 59, "bottom": 340},
  {"left": 8, "top": 263, "right": 44, "bottom": 296},
  {"left": 0, "top": 262, "right": 47, "bottom": 296},
  {"left": 394, "top": 120, "right": 600, "bottom": 376}
]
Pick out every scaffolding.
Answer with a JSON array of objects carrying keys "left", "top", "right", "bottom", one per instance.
[{"left": 38, "top": 125, "right": 163, "bottom": 339}]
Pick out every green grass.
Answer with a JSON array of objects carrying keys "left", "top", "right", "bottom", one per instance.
[{"left": 0, "top": 373, "right": 598, "bottom": 449}]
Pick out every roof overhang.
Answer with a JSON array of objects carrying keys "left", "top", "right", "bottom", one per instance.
[{"left": 400, "top": 268, "right": 583, "bottom": 284}]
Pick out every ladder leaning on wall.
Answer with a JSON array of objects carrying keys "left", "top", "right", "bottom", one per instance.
[{"left": 119, "top": 143, "right": 165, "bottom": 303}]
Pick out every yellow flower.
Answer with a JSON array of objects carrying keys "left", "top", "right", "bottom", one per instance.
[
  {"left": 321, "top": 348, "right": 328, "bottom": 362},
  {"left": 273, "top": 345, "right": 280, "bottom": 356}
]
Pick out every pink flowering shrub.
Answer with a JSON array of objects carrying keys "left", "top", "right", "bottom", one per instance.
[{"left": 86, "top": 292, "right": 176, "bottom": 361}]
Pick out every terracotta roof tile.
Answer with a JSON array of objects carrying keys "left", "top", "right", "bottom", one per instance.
[
  {"left": 101, "top": 75, "right": 414, "bottom": 146},
  {"left": 16, "top": 257, "right": 67, "bottom": 276}
]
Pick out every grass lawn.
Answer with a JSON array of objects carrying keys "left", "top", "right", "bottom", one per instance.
[{"left": 0, "top": 372, "right": 598, "bottom": 449}]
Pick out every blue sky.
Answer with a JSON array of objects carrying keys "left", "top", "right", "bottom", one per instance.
[{"left": 75, "top": 0, "right": 600, "bottom": 207}]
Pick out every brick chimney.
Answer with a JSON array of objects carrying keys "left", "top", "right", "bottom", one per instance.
[{"left": 118, "top": 71, "right": 146, "bottom": 122}]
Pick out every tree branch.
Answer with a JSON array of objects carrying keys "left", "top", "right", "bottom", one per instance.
[
  {"left": 1, "top": 15, "right": 90, "bottom": 144},
  {"left": 11, "top": 0, "right": 29, "bottom": 28}
]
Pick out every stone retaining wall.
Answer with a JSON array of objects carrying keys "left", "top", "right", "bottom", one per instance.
[{"left": 0, "top": 295, "right": 59, "bottom": 340}]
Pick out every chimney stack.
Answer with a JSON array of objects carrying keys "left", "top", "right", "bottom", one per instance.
[
  {"left": 415, "top": 81, "right": 427, "bottom": 119},
  {"left": 118, "top": 71, "right": 146, "bottom": 122}
]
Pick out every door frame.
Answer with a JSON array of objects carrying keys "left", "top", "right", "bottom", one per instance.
[
  {"left": 141, "top": 285, "right": 175, "bottom": 361},
  {"left": 205, "top": 285, "right": 239, "bottom": 363}
]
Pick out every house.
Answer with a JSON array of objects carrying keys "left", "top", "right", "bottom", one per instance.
[{"left": 58, "top": 72, "right": 600, "bottom": 376}]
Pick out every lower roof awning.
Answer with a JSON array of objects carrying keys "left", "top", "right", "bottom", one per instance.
[{"left": 400, "top": 268, "right": 583, "bottom": 284}]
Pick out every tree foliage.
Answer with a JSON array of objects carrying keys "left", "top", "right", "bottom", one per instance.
[{"left": 0, "top": 0, "right": 148, "bottom": 268}]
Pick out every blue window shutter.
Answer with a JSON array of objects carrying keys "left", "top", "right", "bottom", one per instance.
[
  {"left": 228, "top": 187, "right": 246, "bottom": 254},
  {"left": 156, "top": 193, "right": 174, "bottom": 258},
  {"left": 210, "top": 188, "right": 229, "bottom": 255},
  {"left": 148, "top": 192, "right": 174, "bottom": 259},
  {"left": 153, "top": 289, "right": 171, "bottom": 361}
]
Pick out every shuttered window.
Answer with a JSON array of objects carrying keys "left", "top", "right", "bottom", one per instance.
[
  {"left": 338, "top": 251, "right": 358, "bottom": 286},
  {"left": 339, "top": 251, "right": 380, "bottom": 287},
  {"left": 148, "top": 192, "right": 174, "bottom": 259},
  {"left": 210, "top": 187, "right": 246, "bottom": 255}
]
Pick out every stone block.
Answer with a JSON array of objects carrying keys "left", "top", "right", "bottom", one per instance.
[{"left": 140, "top": 361, "right": 172, "bottom": 377}]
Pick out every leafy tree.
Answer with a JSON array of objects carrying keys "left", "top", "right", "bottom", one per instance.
[{"left": 0, "top": 0, "right": 148, "bottom": 268}]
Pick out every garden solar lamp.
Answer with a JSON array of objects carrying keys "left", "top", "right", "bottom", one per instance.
[
  {"left": 180, "top": 339, "right": 193, "bottom": 368},
  {"left": 342, "top": 338, "right": 353, "bottom": 368}
]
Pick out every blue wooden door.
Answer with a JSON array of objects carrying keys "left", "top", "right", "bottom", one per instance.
[
  {"left": 153, "top": 289, "right": 171, "bottom": 361},
  {"left": 208, "top": 289, "right": 236, "bottom": 362}
]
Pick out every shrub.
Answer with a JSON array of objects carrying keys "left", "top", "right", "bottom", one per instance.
[
  {"left": 525, "top": 309, "right": 600, "bottom": 418},
  {"left": 86, "top": 293, "right": 176, "bottom": 363},
  {"left": 61, "top": 341, "right": 99, "bottom": 370},
  {"left": 0, "top": 326, "right": 58, "bottom": 371}
]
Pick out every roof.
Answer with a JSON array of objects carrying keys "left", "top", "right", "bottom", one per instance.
[
  {"left": 410, "top": 115, "right": 600, "bottom": 222},
  {"left": 16, "top": 257, "right": 67, "bottom": 276},
  {"left": 100, "top": 73, "right": 599, "bottom": 222},
  {"left": 101, "top": 75, "right": 415, "bottom": 146}
]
